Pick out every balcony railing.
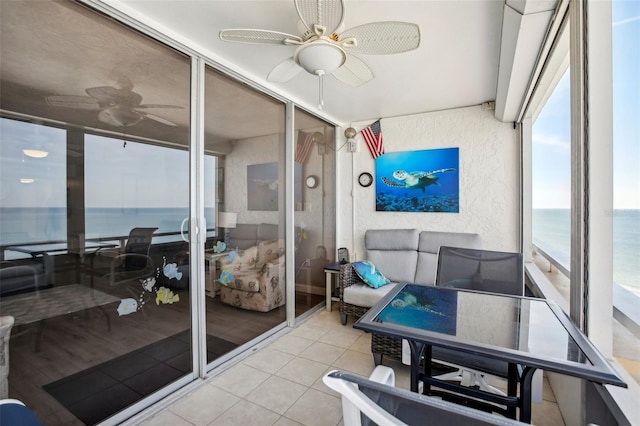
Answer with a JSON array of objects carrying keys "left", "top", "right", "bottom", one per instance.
[{"left": 533, "top": 242, "right": 640, "bottom": 339}]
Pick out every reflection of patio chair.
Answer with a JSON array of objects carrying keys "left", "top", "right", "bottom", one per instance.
[{"left": 97, "top": 227, "right": 158, "bottom": 287}]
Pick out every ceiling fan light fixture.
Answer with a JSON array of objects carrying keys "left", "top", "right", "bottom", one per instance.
[
  {"left": 22, "top": 149, "right": 48, "bottom": 158},
  {"left": 294, "top": 42, "right": 346, "bottom": 75},
  {"left": 98, "top": 106, "right": 143, "bottom": 128}
]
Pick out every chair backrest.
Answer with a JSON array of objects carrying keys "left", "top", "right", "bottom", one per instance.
[
  {"left": 124, "top": 227, "right": 157, "bottom": 269},
  {"left": 323, "top": 370, "right": 526, "bottom": 426},
  {"left": 365, "top": 229, "right": 419, "bottom": 283},
  {"left": 435, "top": 246, "right": 524, "bottom": 296},
  {"left": 414, "top": 231, "right": 482, "bottom": 285}
]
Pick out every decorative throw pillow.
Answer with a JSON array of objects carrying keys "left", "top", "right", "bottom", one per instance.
[{"left": 352, "top": 261, "right": 390, "bottom": 289}]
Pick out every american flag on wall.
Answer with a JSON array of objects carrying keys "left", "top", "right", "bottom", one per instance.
[
  {"left": 361, "top": 120, "right": 384, "bottom": 159},
  {"left": 295, "top": 131, "right": 314, "bottom": 163}
]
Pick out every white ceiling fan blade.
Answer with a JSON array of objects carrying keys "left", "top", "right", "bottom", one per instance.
[
  {"left": 340, "top": 22, "right": 420, "bottom": 55},
  {"left": 137, "top": 104, "right": 183, "bottom": 110},
  {"left": 220, "top": 29, "right": 302, "bottom": 45},
  {"left": 332, "top": 55, "right": 374, "bottom": 87},
  {"left": 267, "top": 58, "right": 304, "bottom": 83},
  {"left": 295, "top": 0, "right": 344, "bottom": 35},
  {"left": 45, "top": 95, "right": 100, "bottom": 109},
  {"left": 138, "top": 111, "right": 177, "bottom": 126},
  {"left": 86, "top": 86, "right": 142, "bottom": 105}
]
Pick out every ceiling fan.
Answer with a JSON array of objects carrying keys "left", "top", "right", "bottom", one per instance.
[
  {"left": 46, "top": 82, "right": 182, "bottom": 127},
  {"left": 219, "top": 0, "right": 420, "bottom": 108}
]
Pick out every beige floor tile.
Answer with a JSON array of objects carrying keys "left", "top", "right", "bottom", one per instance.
[
  {"left": 269, "top": 334, "right": 315, "bottom": 356},
  {"left": 210, "top": 363, "right": 271, "bottom": 397},
  {"left": 209, "top": 399, "right": 280, "bottom": 426},
  {"left": 542, "top": 376, "right": 557, "bottom": 402},
  {"left": 348, "top": 333, "right": 372, "bottom": 354},
  {"left": 289, "top": 323, "right": 330, "bottom": 341},
  {"left": 284, "top": 388, "right": 342, "bottom": 426},
  {"left": 331, "top": 349, "right": 376, "bottom": 377},
  {"left": 318, "top": 329, "right": 361, "bottom": 349},
  {"left": 245, "top": 375, "right": 308, "bottom": 415},
  {"left": 531, "top": 399, "right": 565, "bottom": 426},
  {"left": 169, "top": 384, "right": 239, "bottom": 426},
  {"left": 298, "top": 341, "right": 346, "bottom": 365},
  {"left": 243, "top": 347, "right": 296, "bottom": 374},
  {"left": 140, "top": 410, "right": 194, "bottom": 426},
  {"left": 273, "top": 416, "right": 304, "bottom": 426},
  {"left": 276, "top": 356, "right": 331, "bottom": 387},
  {"left": 310, "top": 367, "right": 341, "bottom": 397}
]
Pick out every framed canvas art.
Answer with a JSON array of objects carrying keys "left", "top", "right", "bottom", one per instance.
[
  {"left": 375, "top": 147, "right": 459, "bottom": 212},
  {"left": 247, "top": 162, "right": 302, "bottom": 210}
]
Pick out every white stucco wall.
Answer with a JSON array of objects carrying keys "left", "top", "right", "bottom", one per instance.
[{"left": 336, "top": 105, "right": 520, "bottom": 261}]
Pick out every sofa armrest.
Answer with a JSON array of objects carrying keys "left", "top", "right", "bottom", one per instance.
[{"left": 339, "top": 263, "right": 365, "bottom": 299}]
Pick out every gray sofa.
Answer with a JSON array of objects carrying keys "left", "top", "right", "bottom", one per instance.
[
  {"left": 339, "top": 229, "right": 482, "bottom": 325},
  {"left": 339, "top": 229, "right": 482, "bottom": 366}
]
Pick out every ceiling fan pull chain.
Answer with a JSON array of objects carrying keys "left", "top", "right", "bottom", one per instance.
[{"left": 316, "top": 70, "right": 325, "bottom": 110}]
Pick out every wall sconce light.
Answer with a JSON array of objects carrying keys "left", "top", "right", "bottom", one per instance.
[
  {"left": 344, "top": 127, "right": 357, "bottom": 152},
  {"left": 20, "top": 178, "right": 35, "bottom": 184}
]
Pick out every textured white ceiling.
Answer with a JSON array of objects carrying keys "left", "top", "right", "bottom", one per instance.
[
  {"left": 1, "top": 0, "right": 553, "bottom": 145},
  {"left": 103, "top": 0, "right": 507, "bottom": 125}
]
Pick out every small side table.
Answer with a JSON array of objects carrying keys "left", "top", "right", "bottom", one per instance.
[
  {"left": 204, "top": 251, "right": 230, "bottom": 297},
  {"left": 323, "top": 262, "right": 342, "bottom": 312}
]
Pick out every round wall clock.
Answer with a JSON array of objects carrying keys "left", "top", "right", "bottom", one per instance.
[
  {"left": 358, "top": 172, "right": 373, "bottom": 187},
  {"left": 305, "top": 175, "right": 319, "bottom": 189}
]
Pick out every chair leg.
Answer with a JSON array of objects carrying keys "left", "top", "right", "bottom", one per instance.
[
  {"left": 373, "top": 353, "right": 383, "bottom": 366},
  {"left": 340, "top": 312, "right": 348, "bottom": 325}
]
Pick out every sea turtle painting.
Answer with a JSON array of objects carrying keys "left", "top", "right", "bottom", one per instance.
[{"left": 381, "top": 168, "right": 456, "bottom": 192}]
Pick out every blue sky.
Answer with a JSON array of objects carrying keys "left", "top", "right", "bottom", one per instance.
[{"left": 533, "top": 0, "right": 639, "bottom": 209}]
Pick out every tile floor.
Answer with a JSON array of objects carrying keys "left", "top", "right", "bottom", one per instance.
[{"left": 139, "top": 306, "right": 566, "bottom": 426}]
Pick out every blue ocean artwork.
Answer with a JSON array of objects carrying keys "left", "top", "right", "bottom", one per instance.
[
  {"left": 375, "top": 147, "right": 459, "bottom": 212},
  {"left": 376, "top": 285, "right": 458, "bottom": 336}
]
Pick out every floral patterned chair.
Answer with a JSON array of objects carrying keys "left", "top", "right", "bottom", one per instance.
[{"left": 217, "top": 239, "right": 285, "bottom": 312}]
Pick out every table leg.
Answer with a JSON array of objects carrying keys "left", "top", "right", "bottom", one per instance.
[
  {"left": 325, "top": 271, "right": 332, "bottom": 311},
  {"left": 407, "top": 340, "right": 427, "bottom": 393},
  {"left": 519, "top": 366, "right": 537, "bottom": 423}
]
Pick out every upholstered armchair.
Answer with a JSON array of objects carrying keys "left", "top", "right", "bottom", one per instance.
[{"left": 218, "top": 239, "right": 285, "bottom": 312}]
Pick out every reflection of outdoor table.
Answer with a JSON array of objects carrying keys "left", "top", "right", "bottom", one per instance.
[
  {"left": 7, "top": 241, "right": 118, "bottom": 257},
  {"left": 7, "top": 242, "right": 119, "bottom": 284},
  {"left": 0, "top": 284, "right": 119, "bottom": 350},
  {"left": 354, "top": 283, "right": 627, "bottom": 423}
]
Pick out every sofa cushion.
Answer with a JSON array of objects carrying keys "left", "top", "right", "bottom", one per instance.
[
  {"left": 365, "top": 229, "right": 419, "bottom": 283},
  {"left": 226, "top": 224, "right": 259, "bottom": 250},
  {"left": 352, "top": 261, "right": 390, "bottom": 289},
  {"left": 343, "top": 282, "right": 398, "bottom": 308},
  {"left": 413, "top": 231, "right": 482, "bottom": 285}
]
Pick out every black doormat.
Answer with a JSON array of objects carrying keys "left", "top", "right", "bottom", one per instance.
[{"left": 43, "top": 331, "right": 238, "bottom": 425}]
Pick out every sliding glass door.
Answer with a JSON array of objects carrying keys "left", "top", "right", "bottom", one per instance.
[
  {"left": 202, "top": 68, "right": 288, "bottom": 364},
  {"left": 0, "top": 1, "right": 193, "bottom": 423}
]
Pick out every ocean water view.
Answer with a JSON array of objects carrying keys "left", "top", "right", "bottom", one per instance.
[
  {"left": 533, "top": 209, "right": 640, "bottom": 292},
  {"left": 1, "top": 207, "right": 637, "bottom": 292},
  {"left": 0, "top": 207, "right": 216, "bottom": 251}
]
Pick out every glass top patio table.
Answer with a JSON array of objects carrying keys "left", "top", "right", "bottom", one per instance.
[{"left": 353, "top": 283, "right": 626, "bottom": 422}]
